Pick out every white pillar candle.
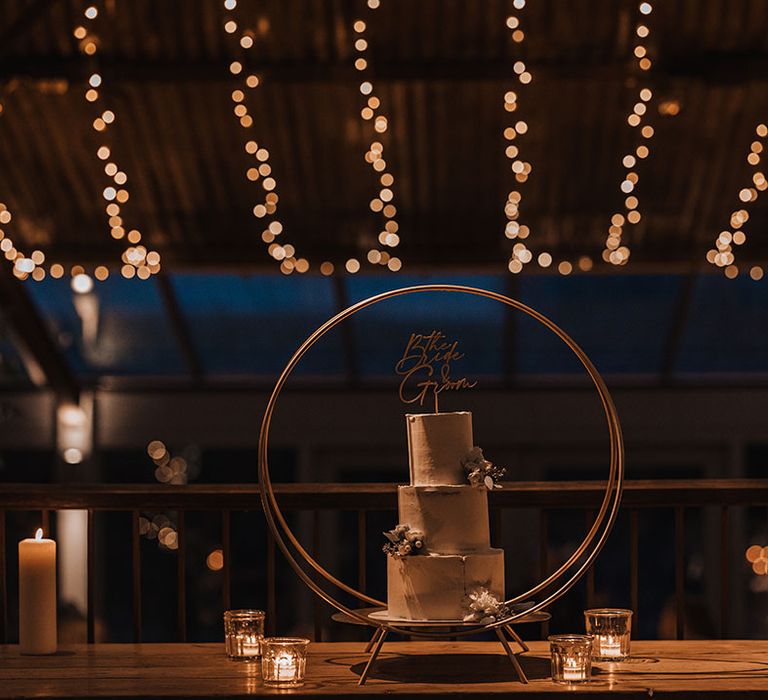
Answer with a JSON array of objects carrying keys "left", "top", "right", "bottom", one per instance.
[{"left": 19, "top": 528, "right": 57, "bottom": 655}]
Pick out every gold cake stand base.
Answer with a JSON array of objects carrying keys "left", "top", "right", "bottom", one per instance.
[{"left": 332, "top": 607, "right": 550, "bottom": 686}]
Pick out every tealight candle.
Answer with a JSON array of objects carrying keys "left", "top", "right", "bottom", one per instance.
[
  {"left": 224, "top": 610, "right": 265, "bottom": 661},
  {"left": 275, "top": 651, "right": 297, "bottom": 680},
  {"left": 563, "top": 658, "right": 587, "bottom": 681},
  {"left": 240, "top": 634, "right": 261, "bottom": 658},
  {"left": 599, "top": 635, "right": 622, "bottom": 658},
  {"left": 584, "top": 608, "right": 633, "bottom": 661},
  {"left": 549, "top": 634, "right": 593, "bottom": 684},
  {"left": 261, "top": 637, "right": 309, "bottom": 687},
  {"left": 19, "top": 528, "right": 57, "bottom": 655}
]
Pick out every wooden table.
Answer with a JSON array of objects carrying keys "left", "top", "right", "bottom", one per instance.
[{"left": 2, "top": 640, "right": 768, "bottom": 698}]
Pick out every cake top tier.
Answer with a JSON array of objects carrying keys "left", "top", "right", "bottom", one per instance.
[{"left": 406, "top": 411, "right": 473, "bottom": 486}]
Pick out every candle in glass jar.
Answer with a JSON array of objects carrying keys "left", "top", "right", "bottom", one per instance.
[
  {"left": 240, "top": 634, "right": 261, "bottom": 657},
  {"left": 275, "top": 651, "right": 298, "bottom": 681},
  {"left": 562, "top": 658, "right": 586, "bottom": 681},
  {"left": 224, "top": 609, "right": 265, "bottom": 661},
  {"left": 262, "top": 637, "right": 309, "bottom": 686},
  {"left": 19, "top": 528, "right": 57, "bottom": 655},
  {"left": 599, "top": 635, "right": 622, "bottom": 658}
]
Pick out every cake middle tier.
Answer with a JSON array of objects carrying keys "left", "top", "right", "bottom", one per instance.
[{"left": 398, "top": 485, "right": 490, "bottom": 553}]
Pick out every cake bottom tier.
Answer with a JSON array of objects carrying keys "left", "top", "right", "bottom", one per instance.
[{"left": 387, "top": 549, "right": 504, "bottom": 621}]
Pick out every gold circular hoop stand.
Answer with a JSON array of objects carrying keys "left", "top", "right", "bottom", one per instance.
[{"left": 258, "top": 284, "right": 624, "bottom": 639}]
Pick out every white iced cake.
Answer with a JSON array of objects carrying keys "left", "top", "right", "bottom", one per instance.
[{"left": 386, "top": 411, "right": 505, "bottom": 620}]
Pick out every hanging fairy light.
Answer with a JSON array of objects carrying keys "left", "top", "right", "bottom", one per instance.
[
  {"left": 222, "top": 1, "right": 309, "bottom": 276},
  {"left": 224, "top": 4, "right": 319, "bottom": 276},
  {"left": 503, "top": 0, "right": 536, "bottom": 275},
  {"left": 224, "top": 1, "right": 402, "bottom": 274},
  {"left": 353, "top": 10, "right": 402, "bottom": 273},
  {"left": 79, "top": 3, "right": 161, "bottom": 281},
  {"left": 502, "top": 3, "right": 574, "bottom": 275},
  {"left": 706, "top": 123, "right": 768, "bottom": 280},
  {"left": 602, "top": 1, "right": 656, "bottom": 267},
  {"left": 0, "top": 91, "right": 61, "bottom": 282}
]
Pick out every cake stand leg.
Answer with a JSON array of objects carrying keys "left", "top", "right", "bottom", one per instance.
[
  {"left": 503, "top": 624, "right": 529, "bottom": 653},
  {"left": 495, "top": 628, "right": 529, "bottom": 684},
  {"left": 364, "top": 626, "right": 383, "bottom": 653},
  {"left": 358, "top": 628, "right": 389, "bottom": 686}
]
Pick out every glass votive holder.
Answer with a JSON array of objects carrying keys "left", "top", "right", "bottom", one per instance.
[
  {"left": 549, "top": 634, "right": 593, "bottom": 684},
  {"left": 223, "top": 609, "right": 265, "bottom": 661},
  {"left": 584, "top": 608, "right": 632, "bottom": 661},
  {"left": 261, "top": 637, "right": 310, "bottom": 687}
]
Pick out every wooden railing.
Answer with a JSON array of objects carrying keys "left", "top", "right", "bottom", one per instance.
[{"left": 0, "top": 479, "right": 766, "bottom": 644}]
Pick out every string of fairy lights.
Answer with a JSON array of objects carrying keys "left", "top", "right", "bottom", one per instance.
[
  {"left": 222, "top": 0, "right": 308, "bottom": 276},
  {"left": 0, "top": 3, "right": 160, "bottom": 285},
  {"left": 602, "top": 1, "right": 656, "bottom": 267},
  {"left": 503, "top": 0, "right": 536, "bottom": 275},
  {"left": 1, "top": 2, "right": 767, "bottom": 282},
  {"left": 502, "top": 1, "right": 581, "bottom": 277},
  {"left": 706, "top": 123, "right": 768, "bottom": 281},
  {"left": 353, "top": 7, "right": 402, "bottom": 273},
  {"left": 222, "top": 0, "right": 401, "bottom": 275},
  {"left": 0, "top": 88, "right": 55, "bottom": 282},
  {"left": 78, "top": 3, "right": 162, "bottom": 282}
]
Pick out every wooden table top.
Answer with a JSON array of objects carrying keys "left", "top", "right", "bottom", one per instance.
[{"left": 2, "top": 640, "right": 768, "bottom": 699}]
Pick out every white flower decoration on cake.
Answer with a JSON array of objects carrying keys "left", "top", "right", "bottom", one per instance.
[
  {"left": 462, "top": 587, "right": 510, "bottom": 623},
  {"left": 462, "top": 446, "right": 506, "bottom": 490}
]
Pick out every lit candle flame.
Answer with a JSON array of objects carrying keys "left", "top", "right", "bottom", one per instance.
[{"left": 35, "top": 528, "right": 43, "bottom": 540}]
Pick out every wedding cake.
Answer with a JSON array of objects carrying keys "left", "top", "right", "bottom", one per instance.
[{"left": 384, "top": 411, "right": 505, "bottom": 621}]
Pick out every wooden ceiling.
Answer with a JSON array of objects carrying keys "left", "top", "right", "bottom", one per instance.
[{"left": 0, "top": 0, "right": 766, "bottom": 273}]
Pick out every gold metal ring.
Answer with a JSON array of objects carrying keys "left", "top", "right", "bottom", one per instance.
[{"left": 258, "top": 284, "right": 624, "bottom": 636}]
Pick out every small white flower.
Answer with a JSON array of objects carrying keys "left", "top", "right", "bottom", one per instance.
[
  {"left": 462, "top": 587, "right": 509, "bottom": 623},
  {"left": 463, "top": 446, "right": 506, "bottom": 490}
]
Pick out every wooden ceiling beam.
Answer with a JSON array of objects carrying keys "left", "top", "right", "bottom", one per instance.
[
  {"left": 2, "top": 54, "right": 767, "bottom": 85},
  {"left": 0, "top": 0, "right": 57, "bottom": 60},
  {"left": 0, "top": 265, "right": 79, "bottom": 402},
  {"left": 155, "top": 274, "right": 204, "bottom": 382}
]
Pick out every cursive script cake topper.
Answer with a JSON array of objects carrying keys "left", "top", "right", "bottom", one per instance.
[{"left": 395, "top": 331, "right": 477, "bottom": 413}]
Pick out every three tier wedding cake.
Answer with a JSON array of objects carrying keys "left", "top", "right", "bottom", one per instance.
[{"left": 383, "top": 411, "right": 506, "bottom": 621}]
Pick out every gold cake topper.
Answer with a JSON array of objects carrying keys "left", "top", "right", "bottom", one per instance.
[{"left": 395, "top": 331, "right": 477, "bottom": 412}]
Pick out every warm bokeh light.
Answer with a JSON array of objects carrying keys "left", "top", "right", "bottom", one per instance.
[
  {"left": 707, "top": 123, "right": 767, "bottom": 272},
  {"left": 747, "top": 545, "right": 763, "bottom": 563},
  {"left": 658, "top": 99, "right": 681, "bottom": 116},
  {"left": 63, "top": 447, "right": 84, "bottom": 465},
  {"left": 502, "top": 3, "right": 543, "bottom": 273},
  {"left": 207, "top": 549, "right": 224, "bottom": 571},
  {"left": 71, "top": 273, "right": 94, "bottom": 294},
  {"left": 603, "top": 1, "right": 656, "bottom": 265}
]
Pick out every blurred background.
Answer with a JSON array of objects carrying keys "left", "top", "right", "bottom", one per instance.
[{"left": 0, "top": 0, "right": 767, "bottom": 645}]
